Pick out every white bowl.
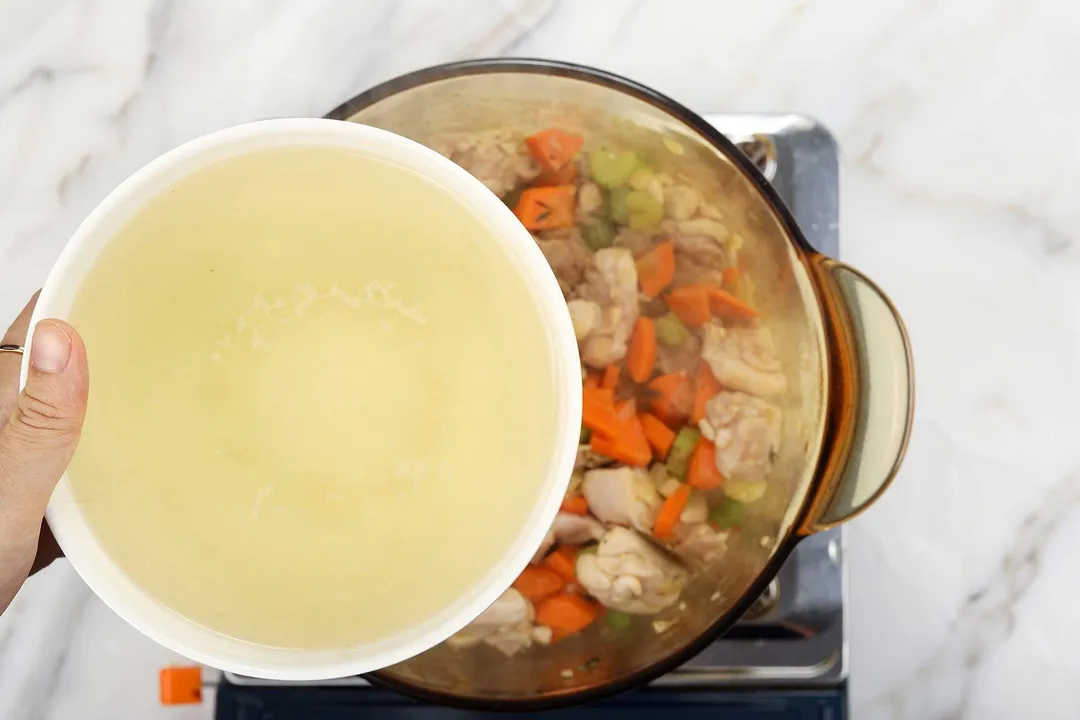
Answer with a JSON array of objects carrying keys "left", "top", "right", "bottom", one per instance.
[{"left": 22, "top": 118, "right": 581, "bottom": 680}]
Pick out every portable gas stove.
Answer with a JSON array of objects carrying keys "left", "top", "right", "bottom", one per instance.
[{"left": 210, "top": 113, "right": 847, "bottom": 719}]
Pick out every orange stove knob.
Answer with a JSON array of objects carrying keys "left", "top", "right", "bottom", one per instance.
[{"left": 159, "top": 666, "right": 203, "bottom": 705}]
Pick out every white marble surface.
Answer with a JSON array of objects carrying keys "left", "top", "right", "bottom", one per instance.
[{"left": 1, "top": 0, "right": 1078, "bottom": 717}]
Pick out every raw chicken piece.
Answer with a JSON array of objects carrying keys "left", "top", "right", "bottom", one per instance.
[
  {"left": 429, "top": 131, "right": 539, "bottom": 197},
  {"left": 673, "top": 522, "right": 729, "bottom": 568},
  {"left": 531, "top": 512, "right": 606, "bottom": 564},
  {"left": 676, "top": 218, "right": 730, "bottom": 243},
  {"left": 667, "top": 223, "right": 730, "bottom": 288},
  {"left": 567, "top": 299, "right": 601, "bottom": 341},
  {"left": 582, "top": 467, "right": 661, "bottom": 534},
  {"left": 577, "top": 182, "right": 604, "bottom": 216},
  {"left": 664, "top": 185, "right": 702, "bottom": 221},
  {"left": 700, "top": 390, "right": 782, "bottom": 480},
  {"left": 446, "top": 588, "right": 538, "bottom": 656},
  {"left": 551, "top": 511, "right": 606, "bottom": 545},
  {"left": 701, "top": 325, "right": 787, "bottom": 398},
  {"left": 576, "top": 527, "right": 689, "bottom": 614},
  {"left": 536, "top": 229, "right": 593, "bottom": 297},
  {"left": 575, "top": 248, "right": 640, "bottom": 368},
  {"left": 673, "top": 252, "right": 727, "bottom": 288},
  {"left": 680, "top": 491, "right": 709, "bottom": 524}
]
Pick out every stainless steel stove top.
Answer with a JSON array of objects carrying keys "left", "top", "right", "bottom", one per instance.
[{"left": 225, "top": 112, "right": 846, "bottom": 693}]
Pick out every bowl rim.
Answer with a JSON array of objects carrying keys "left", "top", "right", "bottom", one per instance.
[
  {"left": 26, "top": 116, "right": 583, "bottom": 681},
  {"left": 329, "top": 58, "right": 838, "bottom": 710}
]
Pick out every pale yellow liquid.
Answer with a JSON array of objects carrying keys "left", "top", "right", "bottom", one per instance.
[{"left": 67, "top": 146, "right": 558, "bottom": 649}]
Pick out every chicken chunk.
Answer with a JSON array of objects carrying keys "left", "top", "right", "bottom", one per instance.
[
  {"left": 575, "top": 248, "right": 639, "bottom": 368},
  {"left": 667, "top": 224, "right": 730, "bottom": 288},
  {"left": 536, "top": 229, "right": 593, "bottom": 298},
  {"left": 567, "top": 299, "right": 601, "bottom": 341},
  {"left": 582, "top": 466, "right": 661, "bottom": 534},
  {"left": 664, "top": 185, "right": 702, "bottom": 221},
  {"left": 531, "top": 511, "right": 607, "bottom": 564},
  {"left": 577, "top": 182, "right": 604, "bottom": 216},
  {"left": 430, "top": 131, "right": 539, "bottom": 197},
  {"left": 576, "top": 527, "right": 689, "bottom": 614},
  {"left": 673, "top": 522, "right": 729, "bottom": 568},
  {"left": 700, "top": 390, "right": 782, "bottom": 480},
  {"left": 552, "top": 511, "right": 606, "bottom": 545},
  {"left": 446, "top": 588, "right": 539, "bottom": 656},
  {"left": 701, "top": 325, "right": 787, "bottom": 398}
]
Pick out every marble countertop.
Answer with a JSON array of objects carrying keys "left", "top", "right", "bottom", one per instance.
[{"left": 2, "top": 0, "right": 1078, "bottom": 718}]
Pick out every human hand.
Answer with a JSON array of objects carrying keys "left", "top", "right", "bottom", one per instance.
[{"left": 0, "top": 293, "right": 89, "bottom": 614}]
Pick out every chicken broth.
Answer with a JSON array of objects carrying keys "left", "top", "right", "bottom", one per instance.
[{"left": 66, "top": 145, "right": 559, "bottom": 649}]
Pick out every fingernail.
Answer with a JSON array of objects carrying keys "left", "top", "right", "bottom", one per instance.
[{"left": 30, "top": 321, "right": 72, "bottom": 374}]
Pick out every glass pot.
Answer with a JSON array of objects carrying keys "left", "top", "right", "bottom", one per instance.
[{"left": 327, "top": 59, "right": 914, "bottom": 710}]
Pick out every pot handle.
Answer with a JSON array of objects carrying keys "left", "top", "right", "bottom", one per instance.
[{"left": 800, "top": 257, "right": 914, "bottom": 534}]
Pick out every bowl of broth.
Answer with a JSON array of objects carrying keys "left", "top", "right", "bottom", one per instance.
[{"left": 24, "top": 118, "right": 582, "bottom": 679}]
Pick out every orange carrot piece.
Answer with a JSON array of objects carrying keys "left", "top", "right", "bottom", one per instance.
[
  {"left": 665, "top": 285, "right": 712, "bottom": 327},
  {"left": 584, "top": 371, "right": 601, "bottom": 389},
  {"left": 601, "top": 363, "right": 620, "bottom": 391},
  {"left": 561, "top": 494, "right": 590, "bottom": 515},
  {"left": 513, "top": 566, "right": 566, "bottom": 603},
  {"left": 590, "top": 399, "right": 651, "bottom": 467},
  {"left": 691, "top": 360, "right": 723, "bottom": 424},
  {"left": 582, "top": 387, "right": 620, "bottom": 439},
  {"left": 626, "top": 317, "right": 657, "bottom": 383},
  {"left": 542, "top": 546, "right": 579, "bottom": 581},
  {"left": 639, "top": 412, "right": 676, "bottom": 458},
  {"left": 721, "top": 266, "right": 740, "bottom": 286},
  {"left": 653, "top": 483, "right": 691, "bottom": 540},
  {"left": 707, "top": 286, "right": 760, "bottom": 321},
  {"left": 687, "top": 439, "right": 725, "bottom": 490},
  {"left": 590, "top": 428, "right": 651, "bottom": 467},
  {"left": 513, "top": 185, "right": 576, "bottom": 230},
  {"left": 524, "top": 129, "right": 585, "bottom": 172},
  {"left": 636, "top": 241, "right": 676, "bottom": 298},
  {"left": 647, "top": 372, "right": 693, "bottom": 426},
  {"left": 593, "top": 427, "right": 644, "bottom": 465},
  {"left": 536, "top": 593, "right": 600, "bottom": 640},
  {"left": 534, "top": 162, "right": 578, "bottom": 187}
]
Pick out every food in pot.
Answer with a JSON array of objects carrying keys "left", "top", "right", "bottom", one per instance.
[{"left": 434, "top": 127, "right": 784, "bottom": 656}]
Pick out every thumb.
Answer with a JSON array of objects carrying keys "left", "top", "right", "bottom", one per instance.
[{"left": 0, "top": 320, "right": 89, "bottom": 557}]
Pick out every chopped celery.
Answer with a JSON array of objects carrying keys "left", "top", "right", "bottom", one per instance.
[
  {"left": 709, "top": 496, "right": 744, "bottom": 529},
  {"left": 607, "top": 187, "right": 631, "bottom": 225},
  {"left": 666, "top": 427, "right": 700, "bottom": 480},
  {"left": 655, "top": 313, "right": 689, "bottom": 346},
  {"left": 724, "top": 478, "right": 767, "bottom": 504},
  {"left": 580, "top": 426, "right": 592, "bottom": 443},
  {"left": 625, "top": 189, "right": 664, "bottom": 230},
  {"left": 589, "top": 147, "right": 640, "bottom": 189},
  {"left": 605, "top": 610, "right": 633, "bottom": 631},
  {"left": 582, "top": 217, "right": 616, "bottom": 250}
]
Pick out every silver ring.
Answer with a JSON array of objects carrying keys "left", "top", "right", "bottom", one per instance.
[{"left": 0, "top": 344, "right": 24, "bottom": 355}]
